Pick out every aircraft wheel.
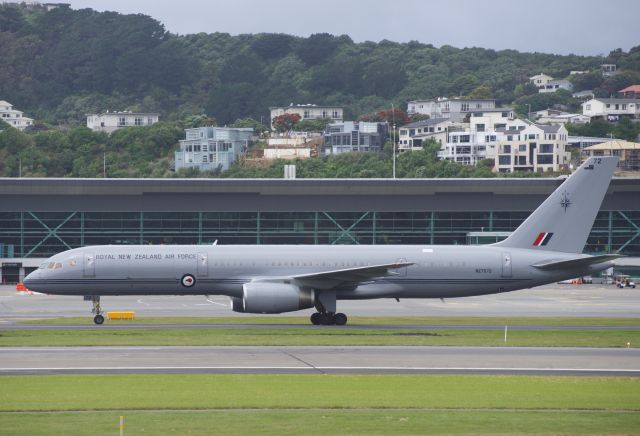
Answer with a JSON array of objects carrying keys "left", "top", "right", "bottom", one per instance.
[
  {"left": 334, "top": 313, "right": 348, "bottom": 326},
  {"left": 310, "top": 312, "right": 322, "bottom": 325},
  {"left": 93, "top": 314, "right": 105, "bottom": 325},
  {"left": 320, "top": 313, "right": 335, "bottom": 326}
]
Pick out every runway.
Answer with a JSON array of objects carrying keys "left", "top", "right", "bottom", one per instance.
[
  {"left": 1, "top": 345, "right": 638, "bottom": 376},
  {"left": 2, "top": 283, "right": 640, "bottom": 320}
]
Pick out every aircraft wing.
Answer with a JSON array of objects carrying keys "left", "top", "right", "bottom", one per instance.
[
  {"left": 532, "top": 254, "right": 623, "bottom": 270},
  {"left": 253, "top": 261, "right": 414, "bottom": 290}
]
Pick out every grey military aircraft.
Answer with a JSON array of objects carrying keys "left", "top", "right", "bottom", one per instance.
[{"left": 24, "top": 156, "right": 620, "bottom": 325}]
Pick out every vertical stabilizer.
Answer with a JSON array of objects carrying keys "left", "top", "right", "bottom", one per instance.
[{"left": 494, "top": 156, "right": 617, "bottom": 253}]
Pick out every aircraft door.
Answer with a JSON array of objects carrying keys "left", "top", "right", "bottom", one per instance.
[
  {"left": 501, "top": 252, "right": 512, "bottom": 278},
  {"left": 197, "top": 252, "right": 208, "bottom": 277},
  {"left": 83, "top": 253, "right": 95, "bottom": 277}
]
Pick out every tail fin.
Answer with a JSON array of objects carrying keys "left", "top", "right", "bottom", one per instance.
[{"left": 495, "top": 156, "right": 617, "bottom": 253}]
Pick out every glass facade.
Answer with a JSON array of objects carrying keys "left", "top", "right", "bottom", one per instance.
[{"left": 1, "top": 210, "right": 639, "bottom": 258}]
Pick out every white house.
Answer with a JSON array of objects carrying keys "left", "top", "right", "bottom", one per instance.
[
  {"left": 86, "top": 111, "right": 159, "bottom": 133},
  {"left": 406, "top": 98, "right": 495, "bottom": 122},
  {"left": 438, "top": 130, "right": 506, "bottom": 166},
  {"left": 538, "top": 113, "right": 591, "bottom": 125},
  {"left": 494, "top": 122, "right": 570, "bottom": 173},
  {"left": 468, "top": 108, "right": 516, "bottom": 132},
  {"left": 438, "top": 111, "right": 526, "bottom": 166},
  {"left": 398, "top": 118, "right": 459, "bottom": 151},
  {"left": 539, "top": 79, "right": 573, "bottom": 93},
  {"left": 581, "top": 98, "right": 640, "bottom": 120},
  {"left": 529, "top": 73, "right": 554, "bottom": 88},
  {"left": 0, "top": 100, "right": 33, "bottom": 131},
  {"left": 269, "top": 104, "right": 343, "bottom": 130}
]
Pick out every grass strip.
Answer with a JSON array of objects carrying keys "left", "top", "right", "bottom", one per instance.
[
  {"left": 1, "top": 409, "right": 639, "bottom": 436},
  {"left": 1, "top": 375, "right": 638, "bottom": 412},
  {"left": 1, "top": 327, "right": 639, "bottom": 347}
]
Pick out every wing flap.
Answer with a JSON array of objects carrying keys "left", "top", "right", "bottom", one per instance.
[{"left": 532, "top": 254, "right": 622, "bottom": 270}]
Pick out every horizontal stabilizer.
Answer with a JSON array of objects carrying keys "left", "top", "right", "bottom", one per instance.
[{"left": 532, "top": 254, "right": 623, "bottom": 270}]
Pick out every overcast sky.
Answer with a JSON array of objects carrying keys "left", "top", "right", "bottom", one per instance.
[{"left": 63, "top": 0, "right": 638, "bottom": 56}]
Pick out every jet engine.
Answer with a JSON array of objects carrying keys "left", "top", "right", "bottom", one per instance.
[{"left": 231, "top": 282, "right": 315, "bottom": 314}]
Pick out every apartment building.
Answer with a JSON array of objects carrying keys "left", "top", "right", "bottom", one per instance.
[
  {"left": 406, "top": 98, "right": 495, "bottom": 122},
  {"left": 495, "top": 123, "right": 570, "bottom": 173},
  {"left": 174, "top": 126, "right": 253, "bottom": 172},
  {"left": 269, "top": 104, "right": 343, "bottom": 130},
  {"left": 323, "top": 121, "right": 387, "bottom": 155}
]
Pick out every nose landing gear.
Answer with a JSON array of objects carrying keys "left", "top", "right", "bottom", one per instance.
[{"left": 90, "top": 296, "right": 104, "bottom": 325}]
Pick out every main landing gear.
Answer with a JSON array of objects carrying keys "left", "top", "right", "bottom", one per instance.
[
  {"left": 90, "top": 295, "right": 104, "bottom": 325},
  {"left": 310, "top": 290, "right": 347, "bottom": 325},
  {"left": 310, "top": 311, "right": 348, "bottom": 326}
]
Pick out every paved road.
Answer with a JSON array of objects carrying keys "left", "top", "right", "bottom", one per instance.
[
  {"left": 2, "top": 284, "right": 640, "bottom": 320},
  {"left": 1, "top": 323, "right": 639, "bottom": 331},
  {"left": 1, "top": 346, "right": 638, "bottom": 376}
]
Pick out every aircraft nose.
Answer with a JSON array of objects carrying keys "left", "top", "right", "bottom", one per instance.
[{"left": 23, "top": 271, "right": 38, "bottom": 289}]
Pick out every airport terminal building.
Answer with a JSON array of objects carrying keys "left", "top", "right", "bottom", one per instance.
[{"left": 1, "top": 177, "right": 639, "bottom": 283}]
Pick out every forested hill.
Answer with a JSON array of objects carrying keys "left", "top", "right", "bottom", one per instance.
[{"left": 1, "top": 4, "right": 639, "bottom": 127}]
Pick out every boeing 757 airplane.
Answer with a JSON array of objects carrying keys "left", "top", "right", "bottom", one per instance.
[{"left": 24, "top": 156, "right": 620, "bottom": 325}]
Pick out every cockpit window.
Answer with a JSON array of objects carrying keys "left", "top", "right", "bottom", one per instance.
[
  {"left": 47, "top": 262, "right": 55, "bottom": 269},
  {"left": 68, "top": 258, "right": 77, "bottom": 267},
  {"left": 53, "top": 262, "right": 63, "bottom": 270},
  {"left": 39, "top": 262, "right": 48, "bottom": 269}
]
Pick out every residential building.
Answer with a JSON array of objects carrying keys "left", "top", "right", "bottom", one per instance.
[
  {"left": 618, "top": 85, "right": 640, "bottom": 99},
  {"left": 529, "top": 73, "right": 554, "bottom": 88},
  {"left": 438, "top": 129, "right": 506, "bottom": 166},
  {"left": 174, "top": 126, "right": 253, "bottom": 172},
  {"left": 601, "top": 64, "right": 617, "bottom": 77},
  {"left": 494, "top": 122, "right": 570, "bottom": 173},
  {"left": 569, "top": 70, "right": 590, "bottom": 75},
  {"left": 406, "top": 98, "right": 495, "bottom": 122},
  {"left": 572, "top": 90, "right": 595, "bottom": 100},
  {"left": 269, "top": 104, "right": 343, "bottom": 130},
  {"left": 584, "top": 140, "right": 640, "bottom": 171},
  {"left": 0, "top": 100, "right": 33, "bottom": 131},
  {"left": 539, "top": 79, "right": 573, "bottom": 93},
  {"left": 468, "top": 108, "right": 516, "bottom": 131},
  {"left": 438, "top": 111, "right": 526, "bottom": 166},
  {"left": 398, "top": 118, "right": 459, "bottom": 151},
  {"left": 537, "top": 112, "right": 590, "bottom": 125},
  {"left": 43, "top": 3, "right": 70, "bottom": 10},
  {"left": 86, "top": 111, "right": 159, "bottom": 133},
  {"left": 264, "top": 132, "right": 321, "bottom": 160},
  {"left": 581, "top": 98, "right": 640, "bottom": 120},
  {"left": 323, "top": 121, "right": 387, "bottom": 155}
]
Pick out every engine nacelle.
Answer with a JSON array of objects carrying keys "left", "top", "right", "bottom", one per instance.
[{"left": 232, "top": 282, "right": 315, "bottom": 314}]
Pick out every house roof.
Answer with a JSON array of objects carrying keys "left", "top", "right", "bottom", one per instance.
[
  {"left": 0, "top": 100, "right": 12, "bottom": 107},
  {"left": 585, "top": 140, "right": 640, "bottom": 151},
  {"left": 619, "top": 85, "right": 640, "bottom": 93},
  {"left": 523, "top": 120, "right": 562, "bottom": 133},
  {"left": 400, "top": 118, "right": 450, "bottom": 129}
]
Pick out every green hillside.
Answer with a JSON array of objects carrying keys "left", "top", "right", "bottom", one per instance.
[{"left": 0, "top": 3, "right": 639, "bottom": 178}]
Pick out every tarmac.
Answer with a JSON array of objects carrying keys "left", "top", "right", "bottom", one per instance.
[
  {"left": 1, "top": 283, "right": 640, "bottom": 320},
  {"left": 1, "top": 345, "right": 638, "bottom": 376},
  {"left": 2, "top": 283, "right": 638, "bottom": 377}
]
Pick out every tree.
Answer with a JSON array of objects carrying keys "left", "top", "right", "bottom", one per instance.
[
  {"left": 272, "top": 113, "right": 301, "bottom": 133},
  {"left": 468, "top": 84, "right": 493, "bottom": 99},
  {"left": 359, "top": 108, "right": 410, "bottom": 126},
  {"left": 295, "top": 117, "right": 332, "bottom": 133}
]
